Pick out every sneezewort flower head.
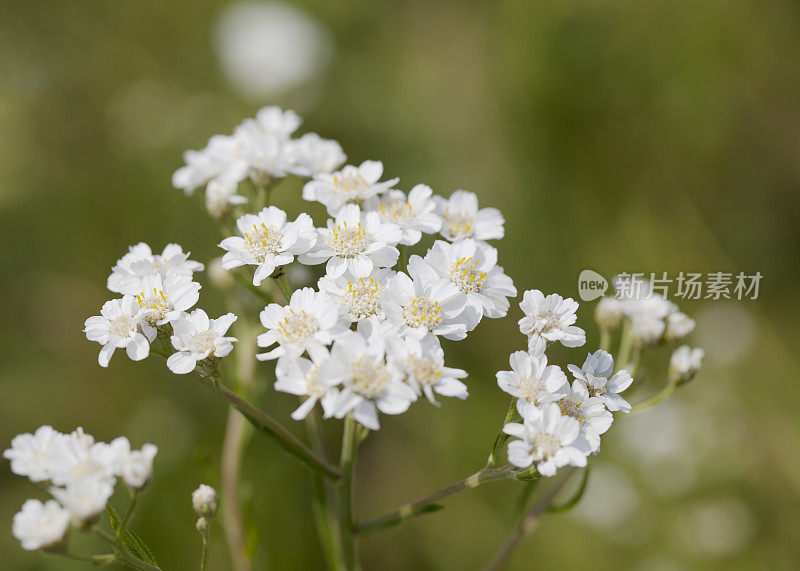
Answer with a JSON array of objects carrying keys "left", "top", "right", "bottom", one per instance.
[
  {"left": 410, "top": 239, "right": 516, "bottom": 331},
  {"left": 4, "top": 425, "right": 63, "bottom": 483},
  {"left": 363, "top": 184, "right": 442, "bottom": 246},
  {"left": 496, "top": 351, "right": 568, "bottom": 413},
  {"left": 12, "top": 499, "right": 71, "bottom": 551},
  {"left": 518, "top": 289, "right": 586, "bottom": 350},
  {"left": 257, "top": 287, "right": 347, "bottom": 361},
  {"left": 433, "top": 189, "right": 504, "bottom": 244},
  {"left": 275, "top": 349, "right": 340, "bottom": 420},
  {"left": 303, "top": 160, "right": 399, "bottom": 215},
  {"left": 555, "top": 381, "right": 613, "bottom": 453},
  {"left": 107, "top": 242, "right": 204, "bottom": 296},
  {"left": 669, "top": 345, "right": 705, "bottom": 384},
  {"left": 167, "top": 309, "right": 238, "bottom": 374},
  {"left": 320, "top": 330, "right": 416, "bottom": 430},
  {"left": 318, "top": 268, "right": 394, "bottom": 323},
  {"left": 287, "top": 132, "right": 346, "bottom": 177},
  {"left": 568, "top": 350, "right": 633, "bottom": 413},
  {"left": 172, "top": 134, "right": 249, "bottom": 195},
  {"left": 298, "top": 203, "right": 402, "bottom": 278},
  {"left": 389, "top": 334, "right": 468, "bottom": 405},
  {"left": 83, "top": 295, "right": 151, "bottom": 368},
  {"left": 134, "top": 273, "right": 201, "bottom": 333},
  {"left": 503, "top": 403, "right": 588, "bottom": 477}
]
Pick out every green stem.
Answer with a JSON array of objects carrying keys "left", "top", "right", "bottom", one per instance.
[
  {"left": 200, "top": 524, "right": 211, "bottom": 571},
  {"left": 231, "top": 270, "right": 274, "bottom": 303},
  {"left": 338, "top": 416, "right": 358, "bottom": 569},
  {"left": 211, "top": 378, "right": 342, "bottom": 482},
  {"left": 64, "top": 551, "right": 116, "bottom": 564},
  {"left": 305, "top": 409, "right": 341, "bottom": 570},
  {"left": 356, "top": 465, "right": 515, "bottom": 534},
  {"left": 273, "top": 272, "right": 293, "bottom": 303},
  {"left": 616, "top": 319, "right": 633, "bottom": 372},
  {"left": 116, "top": 488, "right": 138, "bottom": 545},
  {"left": 631, "top": 383, "right": 678, "bottom": 413},
  {"left": 487, "top": 397, "right": 517, "bottom": 467},
  {"left": 482, "top": 468, "right": 576, "bottom": 571},
  {"left": 599, "top": 328, "right": 611, "bottom": 352}
]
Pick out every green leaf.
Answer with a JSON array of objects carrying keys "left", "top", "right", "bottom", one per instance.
[
  {"left": 107, "top": 505, "right": 160, "bottom": 567},
  {"left": 547, "top": 467, "right": 590, "bottom": 513}
]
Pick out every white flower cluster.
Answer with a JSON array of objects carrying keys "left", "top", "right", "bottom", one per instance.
[
  {"left": 4, "top": 426, "right": 157, "bottom": 550},
  {"left": 497, "top": 291, "right": 631, "bottom": 476},
  {"left": 172, "top": 106, "right": 346, "bottom": 217},
  {"left": 85, "top": 242, "right": 238, "bottom": 374}
]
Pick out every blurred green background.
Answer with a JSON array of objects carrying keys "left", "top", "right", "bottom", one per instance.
[{"left": 2, "top": 0, "right": 799, "bottom": 569}]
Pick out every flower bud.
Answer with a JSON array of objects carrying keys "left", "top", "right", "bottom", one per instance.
[
  {"left": 669, "top": 345, "right": 704, "bottom": 384},
  {"left": 196, "top": 517, "right": 208, "bottom": 533},
  {"left": 664, "top": 312, "right": 695, "bottom": 342},
  {"left": 594, "top": 297, "right": 622, "bottom": 331},
  {"left": 631, "top": 315, "right": 665, "bottom": 348},
  {"left": 192, "top": 484, "right": 218, "bottom": 518}
]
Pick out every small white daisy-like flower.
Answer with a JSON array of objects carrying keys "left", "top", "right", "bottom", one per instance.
[
  {"left": 192, "top": 484, "right": 219, "bottom": 517},
  {"left": 84, "top": 296, "right": 152, "bottom": 368},
  {"left": 568, "top": 350, "right": 633, "bottom": 413},
  {"left": 631, "top": 315, "right": 666, "bottom": 347},
  {"left": 518, "top": 289, "right": 586, "bottom": 351},
  {"left": 496, "top": 351, "right": 568, "bottom": 414},
  {"left": 275, "top": 350, "right": 340, "bottom": 420},
  {"left": 3, "top": 426, "right": 63, "bottom": 483},
  {"left": 107, "top": 242, "right": 204, "bottom": 296},
  {"left": 665, "top": 311, "right": 695, "bottom": 342},
  {"left": 287, "top": 132, "right": 346, "bottom": 177},
  {"left": 241, "top": 106, "right": 302, "bottom": 140},
  {"left": 12, "top": 499, "right": 71, "bottom": 551},
  {"left": 364, "top": 184, "right": 441, "bottom": 246},
  {"left": 669, "top": 345, "right": 705, "bottom": 383},
  {"left": 410, "top": 239, "right": 516, "bottom": 331},
  {"left": 383, "top": 270, "right": 467, "bottom": 341},
  {"left": 172, "top": 134, "right": 249, "bottom": 195},
  {"left": 219, "top": 207, "right": 317, "bottom": 286},
  {"left": 298, "top": 204, "right": 401, "bottom": 279},
  {"left": 503, "top": 404, "right": 588, "bottom": 476},
  {"left": 321, "top": 331, "right": 416, "bottom": 430},
  {"left": 257, "top": 287, "right": 347, "bottom": 361},
  {"left": 205, "top": 176, "right": 248, "bottom": 218},
  {"left": 167, "top": 310, "right": 238, "bottom": 375},
  {"left": 50, "top": 475, "right": 115, "bottom": 527},
  {"left": 389, "top": 335, "right": 468, "bottom": 405},
  {"left": 556, "top": 381, "right": 613, "bottom": 453},
  {"left": 134, "top": 273, "right": 202, "bottom": 332},
  {"left": 116, "top": 440, "right": 158, "bottom": 490},
  {"left": 45, "top": 435, "right": 127, "bottom": 487},
  {"left": 318, "top": 268, "right": 394, "bottom": 323},
  {"left": 235, "top": 124, "right": 294, "bottom": 182},
  {"left": 302, "top": 160, "right": 399, "bottom": 215},
  {"left": 433, "top": 190, "right": 504, "bottom": 243}
]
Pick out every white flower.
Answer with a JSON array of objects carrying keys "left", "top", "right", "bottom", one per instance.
[
  {"left": 556, "top": 381, "right": 613, "bottom": 453},
  {"left": 257, "top": 287, "right": 346, "bottom": 361},
  {"left": 192, "top": 484, "right": 218, "bottom": 517},
  {"left": 107, "top": 242, "right": 204, "bottom": 296},
  {"left": 167, "top": 310, "right": 238, "bottom": 374},
  {"left": 409, "top": 239, "right": 516, "bottom": 331},
  {"left": 172, "top": 134, "right": 248, "bottom": 195},
  {"left": 665, "top": 312, "right": 695, "bottom": 342},
  {"left": 298, "top": 204, "right": 401, "bottom": 278},
  {"left": 50, "top": 475, "right": 115, "bottom": 526},
  {"left": 84, "top": 296, "right": 151, "bottom": 368},
  {"left": 594, "top": 297, "right": 623, "bottom": 330},
  {"left": 302, "top": 160, "right": 398, "bottom": 215},
  {"left": 383, "top": 269, "right": 467, "bottom": 341},
  {"left": 4, "top": 425, "right": 63, "bottom": 483},
  {"left": 496, "top": 351, "right": 568, "bottom": 413},
  {"left": 613, "top": 277, "right": 677, "bottom": 347},
  {"left": 45, "top": 436, "right": 127, "bottom": 487},
  {"left": 318, "top": 268, "right": 394, "bottom": 323},
  {"left": 321, "top": 331, "right": 416, "bottom": 430},
  {"left": 287, "top": 133, "right": 346, "bottom": 177},
  {"left": 134, "top": 273, "right": 201, "bottom": 332},
  {"left": 631, "top": 315, "right": 666, "bottom": 347},
  {"left": 669, "top": 345, "right": 705, "bottom": 383},
  {"left": 240, "top": 106, "right": 302, "bottom": 140},
  {"left": 390, "top": 335, "right": 468, "bottom": 405},
  {"left": 275, "top": 350, "right": 340, "bottom": 420},
  {"left": 518, "top": 290, "right": 586, "bottom": 350},
  {"left": 119, "top": 442, "right": 158, "bottom": 490},
  {"left": 219, "top": 207, "right": 317, "bottom": 285},
  {"left": 503, "top": 404, "right": 588, "bottom": 476},
  {"left": 12, "top": 499, "right": 70, "bottom": 551},
  {"left": 433, "top": 190, "right": 504, "bottom": 243},
  {"left": 205, "top": 177, "right": 248, "bottom": 218},
  {"left": 235, "top": 123, "right": 294, "bottom": 182},
  {"left": 568, "top": 350, "right": 633, "bottom": 413},
  {"left": 364, "top": 184, "right": 441, "bottom": 246}
]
